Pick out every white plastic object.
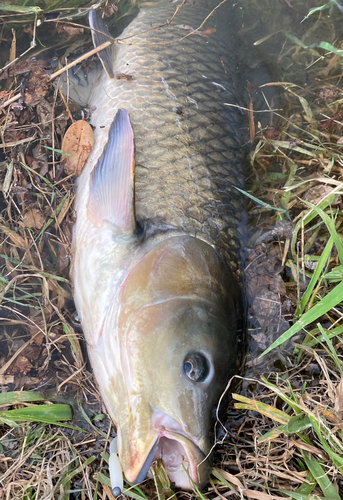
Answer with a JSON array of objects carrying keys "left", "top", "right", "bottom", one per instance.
[{"left": 109, "top": 437, "right": 124, "bottom": 495}]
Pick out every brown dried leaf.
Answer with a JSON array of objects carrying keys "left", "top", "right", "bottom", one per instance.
[
  {"left": 22, "top": 344, "right": 42, "bottom": 362},
  {"left": 2, "top": 226, "right": 28, "bottom": 249},
  {"left": 21, "top": 67, "right": 50, "bottom": 106},
  {"left": 30, "top": 331, "right": 45, "bottom": 347},
  {"left": 27, "top": 317, "right": 46, "bottom": 346},
  {"left": 37, "top": 98, "right": 53, "bottom": 136},
  {"left": 0, "top": 59, "right": 48, "bottom": 81},
  {"left": 55, "top": 23, "right": 84, "bottom": 36},
  {"left": 57, "top": 243, "right": 70, "bottom": 273},
  {"left": 22, "top": 208, "right": 45, "bottom": 229},
  {"left": 10, "top": 29, "right": 16, "bottom": 63},
  {"left": 302, "top": 184, "right": 335, "bottom": 205},
  {"left": 7, "top": 355, "right": 33, "bottom": 376},
  {"left": 62, "top": 120, "right": 94, "bottom": 176}
]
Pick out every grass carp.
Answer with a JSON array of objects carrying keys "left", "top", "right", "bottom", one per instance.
[{"left": 72, "top": 0, "right": 246, "bottom": 490}]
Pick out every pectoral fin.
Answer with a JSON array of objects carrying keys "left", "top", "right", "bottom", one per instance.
[
  {"left": 89, "top": 9, "right": 115, "bottom": 79},
  {"left": 87, "top": 109, "right": 136, "bottom": 236}
]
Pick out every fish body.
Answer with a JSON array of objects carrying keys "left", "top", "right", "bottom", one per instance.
[{"left": 72, "top": 0, "right": 245, "bottom": 490}]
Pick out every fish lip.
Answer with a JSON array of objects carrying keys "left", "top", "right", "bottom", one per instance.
[{"left": 125, "top": 428, "right": 207, "bottom": 488}]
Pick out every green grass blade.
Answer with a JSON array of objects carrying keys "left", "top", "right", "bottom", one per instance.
[
  {"left": 317, "top": 41, "right": 343, "bottom": 56},
  {"left": 291, "top": 196, "right": 341, "bottom": 259},
  {"left": 0, "top": 391, "right": 45, "bottom": 405},
  {"left": 260, "top": 279, "right": 343, "bottom": 357},
  {"left": 303, "top": 324, "right": 343, "bottom": 348},
  {"left": 60, "top": 457, "right": 96, "bottom": 489},
  {"left": 261, "top": 377, "right": 302, "bottom": 413},
  {"left": 302, "top": 452, "right": 341, "bottom": 499},
  {"left": 21, "top": 162, "right": 54, "bottom": 187},
  {"left": 301, "top": 1, "right": 332, "bottom": 22},
  {"left": 317, "top": 324, "right": 343, "bottom": 377},
  {"left": 281, "top": 491, "right": 335, "bottom": 500},
  {"left": 296, "top": 236, "right": 333, "bottom": 316},
  {"left": 279, "top": 414, "right": 312, "bottom": 434},
  {"left": 233, "top": 185, "right": 288, "bottom": 213},
  {"left": 0, "top": 4, "right": 42, "bottom": 12},
  {"left": 0, "top": 404, "right": 72, "bottom": 424},
  {"left": 307, "top": 415, "right": 343, "bottom": 470},
  {"left": 77, "top": 402, "right": 108, "bottom": 439},
  {"left": 283, "top": 32, "right": 308, "bottom": 49},
  {"left": 302, "top": 201, "right": 343, "bottom": 263},
  {"left": 324, "top": 264, "right": 343, "bottom": 283},
  {"left": 233, "top": 394, "right": 290, "bottom": 424},
  {"left": 211, "top": 469, "right": 237, "bottom": 493},
  {"left": 259, "top": 415, "right": 312, "bottom": 443}
]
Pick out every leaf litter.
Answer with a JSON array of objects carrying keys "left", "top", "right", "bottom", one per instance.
[{"left": 0, "top": 0, "right": 343, "bottom": 499}]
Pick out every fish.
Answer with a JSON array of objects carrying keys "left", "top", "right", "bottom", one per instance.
[{"left": 72, "top": 0, "right": 246, "bottom": 491}]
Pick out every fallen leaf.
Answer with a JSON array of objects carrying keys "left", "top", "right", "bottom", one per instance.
[
  {"left": 27, "top": 317, "right": 46, "bottom": 346},
  {"left": 22, "top": 344, "right": 42, "bottom": 362},
  {"left": 21, "top": 66, "right": 50, "bottom": 106},
  {"left": 55, "top": 23, "right": 84, "bottom": 36},
  {"left": 2, "top": 227, "right": 28, "bottom": 249},
  {"left": 0, "top": 59, "right": 48, "bottom": 81},
  {"left": 62, "top": 120, "right": 94, "bottom": 176},
  {"left": 7, "top": 355, "right": 33, "bottom": 376},
  {"left": 10, "top": 29, "right": 16, "bottom": 63},
  {"left": 22, "top": 208, "right": 45, "bottom": 229}
]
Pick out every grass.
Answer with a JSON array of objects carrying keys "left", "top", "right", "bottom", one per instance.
[{"left": 0, "top": 0, "right": 343, "bottom": 498}]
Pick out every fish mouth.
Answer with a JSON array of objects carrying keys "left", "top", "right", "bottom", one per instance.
[{"left": 123, "top": 412, "right": 210, "bottom": 490}]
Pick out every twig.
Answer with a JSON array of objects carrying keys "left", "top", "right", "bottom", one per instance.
[
  {"left": 0, "top": 13, "right": 38, "bottom": 77},
  {"left": 0, "top": 40, "right": 112, "bottom": 109},
  {"left": 50, "top": 40, "right": 112, "bottom": 80},
  {"left": 0, "top": 135, "right": 36, "bottom": 148}
]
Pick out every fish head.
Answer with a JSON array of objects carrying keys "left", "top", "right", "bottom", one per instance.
[{"left": 103, "top": 235, "right": 240, "bottom": 489}]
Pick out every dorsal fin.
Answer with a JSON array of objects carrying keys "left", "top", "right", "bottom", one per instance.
[
  {"left": 87, "top": 109, "right": 136, "bottom": 236},
  {"left": 89, "top": 9, "right": 115, "bottom": 79}
]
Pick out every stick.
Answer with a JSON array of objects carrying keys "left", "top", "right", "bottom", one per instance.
[{"left": 0, "top": 40, "right": 113, "bottom": 109}]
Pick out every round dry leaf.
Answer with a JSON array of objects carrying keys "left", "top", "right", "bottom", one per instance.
[{"left": 62, "top": 120, "right": 94, "bottom": 176}]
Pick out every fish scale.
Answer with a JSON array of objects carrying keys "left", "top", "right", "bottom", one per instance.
[{"left": 82, "top": 0, "right": 246, "bottom": 278}]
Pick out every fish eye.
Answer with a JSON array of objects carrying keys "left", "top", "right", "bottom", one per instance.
[{"left": 183, "top": 353, "right": 209, "bottom": 383}]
